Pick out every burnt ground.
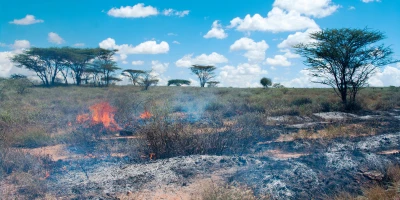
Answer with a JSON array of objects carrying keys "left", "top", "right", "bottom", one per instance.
[{"left": 41, "top": 109, "right": 400, "bottom": 199}]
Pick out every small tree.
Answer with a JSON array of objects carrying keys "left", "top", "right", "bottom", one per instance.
[
  {"left": 167, "top": 79, "right": 191, "bottom": 86},
  {"left": 260, "top": 77, "right": 272, "bottom": 89},
  {"left": 294, "top": 28, "right": 398, "bottom": 109},
  {"left": 207, "top": 81, "right": 220, "bottom": 87},
  {"left": 190, "top": 65, "right": 216, "bottom": 87},
  {"left": 122, "top": 69, "right": 145, "bottom": 86},
  {"left": 273, "top": 83, "right": 285, "bottom": 88},
  {"left": 139, "top": 71, "right": 159, "bottom": 90}
]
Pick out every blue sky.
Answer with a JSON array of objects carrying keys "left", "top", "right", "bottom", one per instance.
[{"left": 1, "top": 0, "right": 399, "bottom": 87}]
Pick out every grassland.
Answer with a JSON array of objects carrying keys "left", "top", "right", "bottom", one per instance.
[{"left": 1, "top": 77, "right": 400, "bottom": 199}]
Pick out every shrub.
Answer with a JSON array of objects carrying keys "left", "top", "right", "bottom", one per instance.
[
  {"left": 199, "top": 181, "right": 269, "bottom": 200},
  {"left": 13, "top": 129, "right": 53, "bottom": 148},
  {"left": 291, "top": 97, "right": 312, "bottom": 106}
]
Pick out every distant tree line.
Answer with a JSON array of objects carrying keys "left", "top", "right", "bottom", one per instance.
[{"left": 12, "top": 47, "right": 121, "bottom": 87}]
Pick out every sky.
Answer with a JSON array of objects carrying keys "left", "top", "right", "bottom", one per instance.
[{"left": 1, "top": 0, "right": 399, "bottom": 88}]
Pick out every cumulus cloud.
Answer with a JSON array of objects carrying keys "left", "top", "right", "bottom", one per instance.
[
  {"left": 176, "top": 52, "right": 228, "bottom": 67},
  {"left": 204, "top": 20, "right": 228, "bottom": 39},
  {"left": 228, "top": 7, "right": 319, "bottom": 32},
  {"left": 9, "top": 15, "right": 44, "bottom": 25},
  {"left": 361, "top": 0, "right": 381, "bottom": 3},
  {"left": 48, "top": 32, "right": 65, "bottom": 44},
  {"left": 278, "top": 28, "right": 320, "bottom": 49},
  {"left": 273, "top": 0, "right": 339, "bottom": 18},
  {"left": 368, "top": 65, "right": 400, "bottom": 87},
  {"left": 11, "top": 40, "right": 31, "bottom": 52},
  {"left": 162, "top": 9, "right": 190, "bottom": 17},
  {"left": 99, "top": 38, "right": 169, "bottom": 54},
  {"left": 265, "top": 55, "right": 291, "bottom": 67},
  {"left": 172, "top": 41, "right": 180, "bottom": 44},
  {"left": 107, "top": 3, "right": 158, "bottom": 18},
  {"left": 0, "top": 40, "right": 32, "bottom": 77},
  {"left": 131, "top": 60, "right": 144, "bottom": 65},
  {"left": 218, "top": 63, "right": 268, "bottom": 87},
  {"left": 281, "top": 69, "right": 323, "bottom": 88},
  {"left": 264, "top": 49, "right": 300, "bottom": 67},
  {"left": 151, "top": 60, "right": 169, "bottom": 74},
  {"left": 107, "top": 3, "right": 189, "bottom": 18},
  {"left": 230, "top": 37, "right": 269, "bottom": 63}
]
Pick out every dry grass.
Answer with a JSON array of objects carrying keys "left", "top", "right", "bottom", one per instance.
[
  {"left": 278, "top": 123, "right": 377, "bottom": 141},
  {"left": 332, "top": 165, "right": 400, "bottom": 200},
  {"left": 198, "top": 181, "right": 270, "bottom": 200}
]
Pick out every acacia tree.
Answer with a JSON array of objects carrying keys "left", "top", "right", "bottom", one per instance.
[
  {"left": 12, "top": 47, "right": 65, "bottom": 86},
  {"left": 167, "top": 79, "right": 191, "bottom": 86},
  {"left": 207, "top": 81, "right": 220, "bottom": 87},
  {"left": 294, "top": 28, "right": 398, "bottom": 109},
  {"left": 92, "top": 49, "right": 121, "bottom": 86},
  {"left": 64, "top": 47, "right": 99, "bottom": 86},
  {"left": 190, "top": 65, "right": 216, "bottom": 87},
  {"left": 260, "top": 77, "right": 272, "bottom": 89},
  {"left": 139, "top": 71, "right": 159, "bottom": 90},
  {"left": 122, "top": 69, "right": 145, "bottom": 85}
]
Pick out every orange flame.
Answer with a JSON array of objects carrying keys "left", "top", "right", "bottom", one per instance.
[
  {"left": 140, "top": 111, "right": 152, "bottom": 119},
  {"left": 76, "top": 102, "right": 122, "bottom": 131}
]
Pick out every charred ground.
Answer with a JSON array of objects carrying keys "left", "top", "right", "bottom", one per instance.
[{"left": 1, "top": 81, "right": 400, "bottom": 199}]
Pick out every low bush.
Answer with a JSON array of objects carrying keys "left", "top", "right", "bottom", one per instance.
[
  {"left": 199, "top": 181, "right": 269, "bottom": 200},
  {"left": 291, "top": 97, "right": 313, "bottom": 106}
]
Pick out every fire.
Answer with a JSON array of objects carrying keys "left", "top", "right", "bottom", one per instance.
[
  {"left": 76, "top": 102, "right": 122, "bottom": 131},
  {"left": 140, "top": 111, "right": 152, "bottom": 119}
]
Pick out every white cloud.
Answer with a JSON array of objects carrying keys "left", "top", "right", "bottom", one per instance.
[
  {"left": 218, "top": 63, "right": 268, "bottom": 87},
  {"left": 348, "top": 6, "right": 356, "bottom": 10},
  {"left": 230, "top": 37, "right": 269, "bottom": 63},
  {"left": 281, "top": 69, "right": 323, "bottom": 88},
  {"left": 48, "top": 32, "right": 65, "bottom": 44},
  {"left": 280, "top": 49, "right": 300, "bottom": 58},
  {"left": 368, "top": 66, "right": 400, "bottom": 87},
  {"left": 150, "top": 60, "right": 170, "bottom": 86},
  {"left": 107, "top": 4, "right": 189, "bottom": 18},
  {"left": 264, "top": 49, "right": 300, "bottom": 67},
  {"left": 122, "top": 61, "right": 128, "bottom": 65},
  {"left": 278, "top": 28, "right": 320, "bottom": 48},
  {"left": 273, "top": 0, "right": 339, "bottom": 18},
  {"left": 167, "top": 33, "right": 178, "bottom": 36},
  {"left": 265, "top": 55, "right": 291, "bottom": 67},
  {"left": 361, "top": 0, "right": 381, "bottom": 3},
  {"left": 73, "top": 43, "right": 85, "bottom": 47},
  {"left": 9, "top": 15, "right": 44, "bottom": 25},
  {"left": 151, "top": 60, "right": 169, "bottom": 74},
  {"left": 11, "top": 40, "right": 30, "bottom": 52},
  {"left": 0, "top": 43, "right": 7, "bottom": 47},
  {"left": 99, "top": 38, "right": 169, "bottom": 54},
  {"left": 172, "top": 41, "right": 180, "bottom": 44},
  {"left": 204, "top": 20, "right": 228, "bottom": 39},
  {"left": 175, "top": 52, "right": 228, "bottom": 67},
  {"left": 163, "top": 9, "right": 190, "bottom": 17},
  {"left": 0, "top": 40, "right": 33, "bottom": 77},
  {"left": 107, "top": 3, "right": 159, "bottom": 18},
  {"left": 131, "top": 60, "right": 144, "bottom": 65},
  {"left": 228, "top": 7, "right": 319, "bottom": 32}
]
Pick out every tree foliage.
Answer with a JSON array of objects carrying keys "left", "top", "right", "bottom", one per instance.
[
  {"left": 294, "top": 28, "right": 398, "bottom": 109},
  {"left": 190, "top": 65, "right": 216, "bottom": 87},
  {"left": 167, "top": 79, "right": 191, "bottom": 86},
  {"left": 122, "top": 69, "right": 145, "bottom": 86},
  {"left": 11, "top": 47, "right": 120, "bottom": 87},
  {"left": 207, "top": 81, "right": 220, "bottom": 87},
  {"left": 260, "top": 77, "right": 272, "bottom": 88},
  {"left": 139, "top": 71, "right": 159, "bottom": 90}
]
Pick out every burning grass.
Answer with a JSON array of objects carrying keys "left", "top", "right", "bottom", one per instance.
[{"left": 0, "top": 84, "right": 400, "bottom": 198}]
